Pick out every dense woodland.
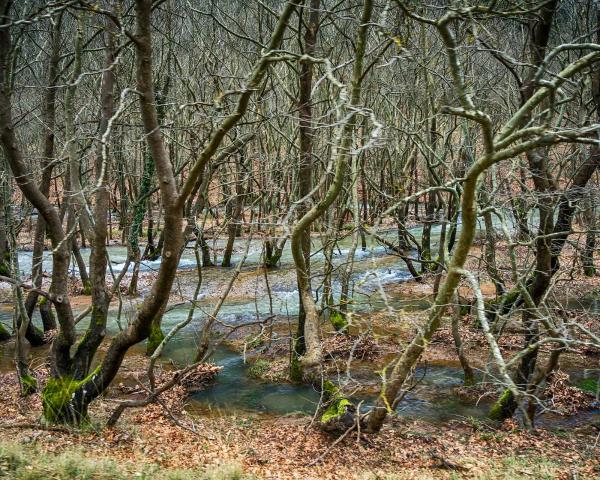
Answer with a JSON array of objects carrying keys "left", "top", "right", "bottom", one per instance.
[{"left": 0, "top": 0, "right": 600, "bottom": 478}]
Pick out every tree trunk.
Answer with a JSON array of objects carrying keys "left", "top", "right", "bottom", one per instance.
[
  {"left": 22, "top": 14, "right": 63, "bottom": 341},
  {"left": 291, "top": 0, "right": 320, "bottom": 380},
  {"left": 291, "top": 0, "right": 372, "bottom": 368}
]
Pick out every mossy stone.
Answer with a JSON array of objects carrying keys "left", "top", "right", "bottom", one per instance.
[{"left": 320, "top": 380, "right": 354, "bottom": 425}]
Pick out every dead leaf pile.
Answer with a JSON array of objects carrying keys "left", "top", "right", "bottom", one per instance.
[
  {"left": 542, "top": 370, "right": 593, "bottom": 415},
  {"left": 322, "top": 333, "right": 381, "bottom": 361}
]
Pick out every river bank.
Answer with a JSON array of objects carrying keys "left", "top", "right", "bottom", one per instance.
[
  {"left": 1, "top": 380, "right": 599, "bottom": 479},
  {"left": 1, "top": 227, "right": 599, "bottom": 478}
]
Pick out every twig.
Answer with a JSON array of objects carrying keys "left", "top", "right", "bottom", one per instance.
[{"left": 307, "top": 423, "right": 356, "bottom": 467}]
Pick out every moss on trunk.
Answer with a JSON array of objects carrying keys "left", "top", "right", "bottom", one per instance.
[
  {"left": 20, "top": 374, "right": 37, "bottom": 395},
  {"left": 264, "top": 252, "right": 282, "bottom": 269},
  {"left": 42, "top": 377, "right": 86, "bottom": 424},
  {"left": 0, "top": 322, "right": 10, "bottom": 341},
  {"left": 319, "top": 380, "right": 355, "bottom": 431},
  {"left": 289, "top": 337, "right": 304, "bottom": 382},
  {"left": 488, "top": 389, "right": 515, "bottom": 422},
  {"left": 479, "top": 288, "right": 521, "bottom": 328},
  {"left": 82, "top": 279, "right": 92, "bottom": 296},
  {"left": 329, "top": 310, "right": 348, "bottom": 332},
  {"left": 146, "top": 319, "right": 165, "bottom": 356},
  {"left": 42, "top": 367, "right": 100, "bottom": 425},
  {"left": 583, "top": 265, "right": 596, "bottom": 277},
  {"left": 321, "top": 397, "right": 352, "bottom": 423}
]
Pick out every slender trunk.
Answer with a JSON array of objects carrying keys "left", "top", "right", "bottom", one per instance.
[
  {"left": 366, "top": 148, "right": 486, "bottom": 433},
  {"left": 69, "top": 14, "right": 115, "bottom": 381},
  {"left": 291, "top": 0, "right": 320, "bottom": 380},
  {"left": 482, "top": 190, "right": 505, "bottom": 297},
  {"left": 23, "top": 14, "right": 63, "bottom": 340},
  {"left": 582, "top": 188, "right": 597, "bottom": 276},
  {"left": 10, "top": 209, "right": 36, "bottom": 394},
  {"left": 1, "top": 0, "right": 76, "bottom": 378},
  {"left": 452, "top": 295, "right": 475, "bottom": 386},
  {"left": 222, "top": 152, "right": 246, "bottom": 267}
]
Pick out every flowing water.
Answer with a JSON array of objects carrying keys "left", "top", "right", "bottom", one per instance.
[{"left": 1, "top": 218, "right": 598, "bottom": 427}]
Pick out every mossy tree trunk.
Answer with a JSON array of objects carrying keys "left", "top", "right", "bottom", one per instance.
[
  {"left": 489, "top": 0, "right": 600, "bottom": 425},
  {"left": 319, "top": 380, "right": 356, "bottom": 432}
]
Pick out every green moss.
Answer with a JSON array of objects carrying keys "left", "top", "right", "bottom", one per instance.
[
  {"left": 321, "top": 398, "right": 352, "bottom": 424},
  {"left": 459, "top": 302, "right": 471, "bottom": 316},
  {"left": 76, "top": 329, "right": 91, "bottom": 350},
  {"left": 42, "top": 376, "right": 84, "bottom": 424},
  {"left": 247, "top": 359, "right": 270, "bottom": 379},
  {"left": 579, "top": 378, "right": 599, "bottom": 394},
  {"left": 329, "top": 310, "right": 348, "bottom": 332},
  {"left": 82, "top": 280, "right": 92, "bottom": 296},
  {"left": 323, "top": 380, "right": 338, "bottom": 397},
  {"left": 320, "top": 380, "right": 353, "bottom": 425},
  {"left": 583, "top": 265, "right": 596, "bottom": 277},
  {"left": 264, "top": 251, "right": 282, "bottom": 269},
  {"left": 289, "top": 341, "right": 303, "bottom": 383},
  {"left": 42, "top": 367, "right": 100, "bottom": 424},
  {"left": 0, "top": 322, "right": 10, "bottom": 341},
  {"left": 488, "top": 389, "right": 514, "bottom": 422},
  {"left": 21, "top": 374, "right": 37, "bottom": 395},
  {"left": 146, "top": 320, "right": 165, "bottom": 356},
  {"left": 244, "top": 333, "right": 262, "bottom": 350}
]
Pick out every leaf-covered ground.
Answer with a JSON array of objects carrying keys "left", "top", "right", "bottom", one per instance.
[{"left": 0, "top": 370, "right": 599, "bottom": 479}]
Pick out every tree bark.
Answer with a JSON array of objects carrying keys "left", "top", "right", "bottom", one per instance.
[
  {"left": 0, "top": 0, "right": 76, "bottom": 378},
  {"left": 291, "top": 0, "right": 320, "bottom": 381}
]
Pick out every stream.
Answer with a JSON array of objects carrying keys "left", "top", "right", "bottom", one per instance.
[{"left": 1, "top": 219, "right": 599, "bottom": 428}]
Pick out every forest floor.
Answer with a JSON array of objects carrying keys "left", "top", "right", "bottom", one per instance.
[
  {"left": 0, "top": 367, "right": 599, "bottom": 480},
  {"left": 1, "top": 237, "right": 600, "bottom": 478},
  {"left": 1, "top": 302, "right": 599, "bottom": 479}
]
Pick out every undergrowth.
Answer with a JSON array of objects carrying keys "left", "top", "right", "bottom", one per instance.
[{"left": 0, "top": 442, "right": 251, "bottom": 479}]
